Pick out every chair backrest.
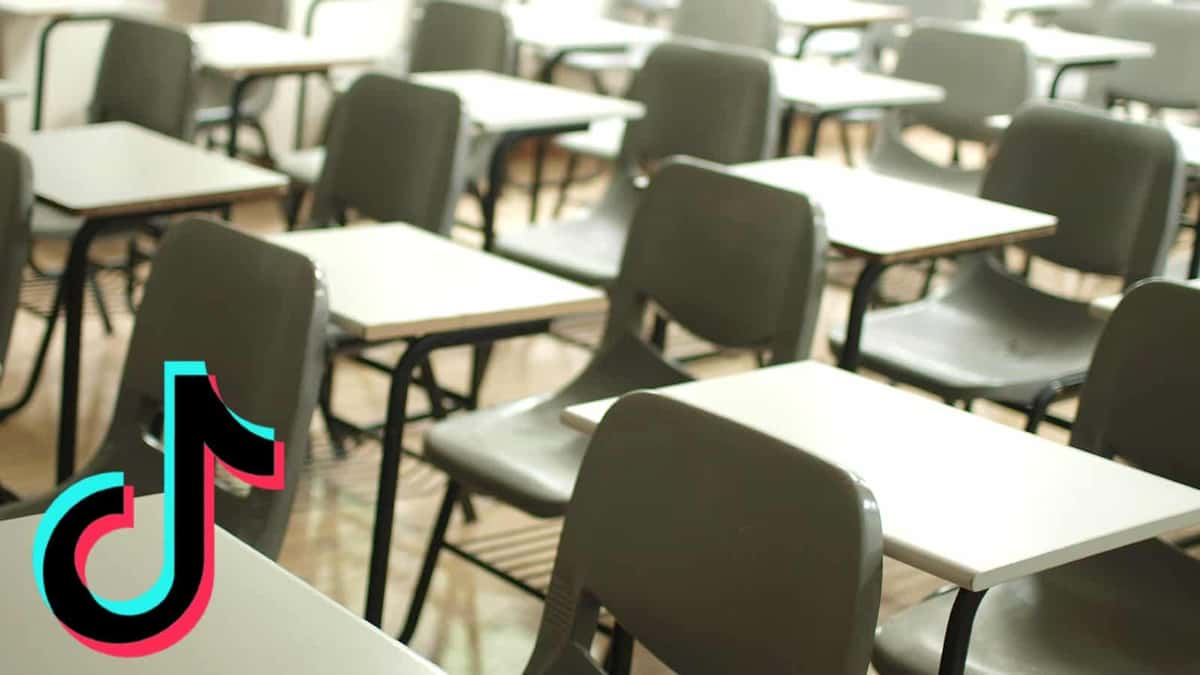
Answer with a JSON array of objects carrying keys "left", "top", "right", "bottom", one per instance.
[
  {"left": 82, "top": 219, "right": 328, "bottom": 559},
  {"left": 603, "top": 158, "right": 826, "bottom": 363},
  {"left": 0, "top": 142, "right": 31, "bottom": 381},
  {"left": 1096, "top": 2, "right": 1200, "bottom": 111},
  {"left": 309, "top": 73, "right": 470, "bottom": 234},
  {"left": 1054, "top": 0, "right": 1120, "bottom": 34},
  {"left": 981, "top": 102, "right": 1182, "bottom": 284},
  {"left": 203, "top": 0, "right": 289, "bottom": 26},
  {"left": 618, "top": 41, "right": 778, "bottom": 172},
  {"left": 410, "top": 0, "right": 514, "bottom": 74},
  {"left": 523, "top": 392, "right": 883, "bottom": 675},
  {"left": 1072, "top": 280, "right": 1200, "bottom": 488},
  {"left": 891, "top": 23, "right": 1035, "bottom": 142},
  {"left": 672, "top": 0, "right": 780, "bottom": 52},
  {"left": 89, "top": 18, "right": 198, "bottom": 140}
]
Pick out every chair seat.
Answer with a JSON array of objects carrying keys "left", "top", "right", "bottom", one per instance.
[
  {"left": 494, "top": 210, "right": 628, "bottom": 287},
  {"left": 425, "top": 334, "right": 690, "bottom": 518},
  {"left": 866, "top": 139, "right": 985, "bottom": 197},
  {"left": 276, "top": 147, "right": 327, "bottom": 187},
  {"left": 873, "top": 540, "right": 1200, "bottom": 675},
  {"left": 554, "top": 118, "right": 625, "bottom": 161},
  {"left": 32, "top": 202, "right": 84, "bottom": 240},
  {"left": 831, "top": 264, "right": 1106, "bottom": 403}
]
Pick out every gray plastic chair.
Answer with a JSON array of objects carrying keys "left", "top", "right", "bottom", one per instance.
[
  {"left": 522, "top": 392, "right": 882, "bottom": 675},
  {"left": 872, "top": 279, "right": 1200, "bottom": 675},
  {"left": 865, "top": 23, "right": 1035, "bottom": 196},
  {"left": 498, "top": 41, "right": 779, "bottom": 287},
  {"left": 0, "top": 142, "right": 32, "bottom": 383},
  {"left": 276, "top": 0, "right": 511, "bottom": 227},
  {"left": 306, "top": 73, "right": 470, "bottom": 233},
  {"left": 1087, "top": 2, "right": 1200, "bottom": 113},
  {"left": 1053, "top": 0, "right": 1121, "bottom": 34},
  {"left": 194, "top": 0, "right": 290, "bottom": 161},
  {"left": 832, "top": 102, "right": 1183, "bottom": 432},
  {"left": 398, "top": 156, "right": 828, "bottom": 643},
  {"left": 0, "top": 219, "right": 329, "bottom": 560}
]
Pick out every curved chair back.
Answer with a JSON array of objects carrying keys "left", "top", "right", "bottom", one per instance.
[
  {"left": 1054, "top": 0, "right": 1119, "bottom": 35},
  {"left": 1073, "top": 280, "right": 1200, "bottom": 489},
  {"left": 982, "top": 102, "right": 1183, "bottom": 285},
  {"left": 1096, "top": 3, "right": 1200, "bottom": 111},
  {"left": 524, "top": 393, "right": 883, "bottom": 675},
  {"left": 892, "top": 23, "right": 1034, "bottom": 142},
  {"left": 68, "top": 220, "right": 327, "bottom": 559},
  {"left": 203, "top": 0, "right": 288, "bottom": 26},
  {"left": 0, "top": 142, "right": 31, "bottom": 381},
  {"left": 411, "top": 0, "right": 514, "bottom": 74},
  {"left": 309, "top": 74, "right": 470, "bottom": 234},
  {"left": 89, "top": 18, "right": 198, "bottom": 139},
  {"left": 619, "top": 42, "right": 778, "bottom": 171},
  {"left": 672, "top": 0, "right": 780, "bottom": 52},
  {"left": 604, "top": 158, "right": 826, "bottom": 363}
]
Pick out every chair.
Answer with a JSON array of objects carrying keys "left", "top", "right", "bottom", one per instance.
[
  {"left": 552, "top": 0, "right": 780, "bottom": 212},
  {"left": 1053, "top": 0, "right": 1121, "bottom": 35},
  {"left": 0, "top": 219, "right": 329, "bottom": 560},
  {"left": 864, "top": 23, "right": 1035, "bottom": 196},
  {"left": 831, "top": 102, "right": 1184, "bottom": 432},
  {"left": 305, "top": 73, "right": 470, "bottom": 232},
  {"left": 1089, "top": 2, "right": 1200, "bottom": 113},
  {"left": 30, "top": 17, "right": 199, "bottom": 329},
  {"left": 275, "top": 0, "right": 512, "bottom": 227},
  {"left": 522, "top": 392, "right": 882, "bottom": 675},
  {"left": 399, "top": 157, "right": 828, "bottom": 643},
  {"left": 498, "top": 41, "right": 779, "bottom": 287},
  {"left": 872, "top": 279, "right": 1200, "bottom": 675},
  {"left": 194, "top": 0, "right": 290, "bottom": 161},
  {"left": 0, "top": 142, "right": 32, "bottom": 384}
]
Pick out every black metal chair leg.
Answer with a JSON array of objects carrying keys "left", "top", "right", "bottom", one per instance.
[
  {"left": 1025, "top": 384, "right": 1060, "bottom": 434},
  {"left": 838, "top": 118, "right": 856, "bottom": 167},
  {"left": 87, "top": 269, "right": 113, "bottom": 336},
  {"left": 283, "top": 183, "right": 306, "bottom": 230},
  {"left": 249, "top": 118, "right": 275, "bottom": 165},
  {"left": 553, "top": 153, "right": 581, "bottom": 219},
  {"left": 399, "top": 481, "right": 461, "bottom": 644},
  {"left": 318, "top": 350, "right": 348, "bottom": 460},
  {"left": 649, "top": 314, "right": 669, "bottom": 352},
  {"left": 603, "top": 624, "right": 635, "bottom": 675}
]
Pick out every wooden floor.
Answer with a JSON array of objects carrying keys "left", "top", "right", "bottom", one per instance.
[{"left": 0, "top": 122, "right": 1178, "bottom": 674}]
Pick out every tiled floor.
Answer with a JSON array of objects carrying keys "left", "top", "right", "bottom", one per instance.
[{"left": 0, "top": 122, "right": 1177, "bottom": 673}]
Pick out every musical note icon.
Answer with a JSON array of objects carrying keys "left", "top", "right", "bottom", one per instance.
[{"left": 32, "top": 362, "right": 286, "bottom": 657}]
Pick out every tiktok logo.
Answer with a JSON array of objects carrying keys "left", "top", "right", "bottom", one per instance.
[{"left": 31, "top": 362, "right": 286, "bottom": 657}]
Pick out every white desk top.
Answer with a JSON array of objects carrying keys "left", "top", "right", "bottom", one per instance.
[
  {"left": 269, "top": 224, "right": 608, "bottom": 342},
  {"left": 191, "top": 22, "right": 376, "bottom": 78},
  {"left": 0, "top": 0, "right": 160, "bottom": 17},
  {"left": 940, "top": 19, "right": 1153, "bottom": 66},
  {"left": 774, "top": 59, "right": 944, "bottom": 112},
  {"left": 507, "top": 5, "right": 667, "bottom": 54},
  {"left": 776, "top": 1, "right": 909, "bottom": 30},
  {"left": 562, "top": 362, "right": 1200, "bottom": 591},
  {"left": 1166, "top": 122, "right": 1200, "bottom": 170},
  {"left": 1090, "top": 278, "right": 1200, "bottom": 319},
  {"left": 1, "top": 496, "right": 444, "bottom": 674},
  {"left": 412, "top": 70, "right": 645, "bottom": 135},
  {"left": 733, "top": 157, "right": 1056, "bottom": 262},
  {"left": 12, "top": 122, "right": 287, "bottom": 218}
]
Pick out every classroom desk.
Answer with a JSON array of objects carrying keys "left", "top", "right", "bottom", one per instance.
[
  {"left": 776, "top": 0, "right": 909, "bottom": 57},
  {"left": 1, "top": 495, "right": 445, "bottom": 674},
  {"left": 0, "top": 0, "right": 164, "bottom": 131},
  {"left": 268, "top": 224, "right": 608, "bottom": 628},
  {"left": 936, "top": 19, "right": 1153, "bottom": 98},
  {"left": 411, "top": 70, "right": 644, "bottom": 248},
  {"left": 733, "top": 157, "right": 1056, "bottom": 371},
  {"left": 190, "top": 21, "right": 375, "bottom": 158},
  {"left": 775, "top": 59, "right": 944, "bottom": 156},
  {"left": 507, "top": 4, "right": 667, "bottom": 83},
  {"left": 7, "top": 121, "right": 286, "bottom": 485},
  {"left": 561, "top": 361, "right": 1200, "bottom": 675}
]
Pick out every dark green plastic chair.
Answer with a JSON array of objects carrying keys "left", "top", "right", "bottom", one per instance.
[
  {"left": 873, "top": 279, "right": 1200, "bottom": 674},
  {"left": 399, "top": 157, "right": 827, "bottom": 644},
  {"left": 523, "top": 392, "right": 882, "bottom": 675},
  {"left": 0, "top": 220, "right": 328, "bottom": 560},
  {"left": 832, "top": 102, "right": 1184, "bottom": 433}
]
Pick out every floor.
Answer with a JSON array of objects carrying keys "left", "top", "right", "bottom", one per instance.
[{"left": 0, "top": 116, "right": 1180, "bottom": 674}]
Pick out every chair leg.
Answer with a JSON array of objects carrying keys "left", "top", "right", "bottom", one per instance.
[
  {"left": 248, "top": 118, "right": 275, "bottom": 165},
  {"left": 919, "top": 258, "right": 939, "bottom": 299},
  {"left": 87, "top": 269, "right": 113, "bottom": 336},
  {"left": 838, "top": 118, "right": 856, "bottom": 167},
  {"left": 283, "top": 183, "right": 307, "bottom": 230},
  {"left": 1025, "top": 385, "right": 1060, "bottom": 434},
  {"left": 317, "top": 350, "right": 348, "bottom": 460},
  {"left": 467, "top": 343, "right": 494, "bottom": 411},
  {"left": 552, "top": 153, "right": 581, "bottom": 219},
  {"left": 399, "top": 481, "right": 461, "bottom": 644},
  {"left": 603, "top": 624, "right": 635, "bottom": 675},
  {"left": 649, "top": 314, "right": 669, "bottom": 352}
]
